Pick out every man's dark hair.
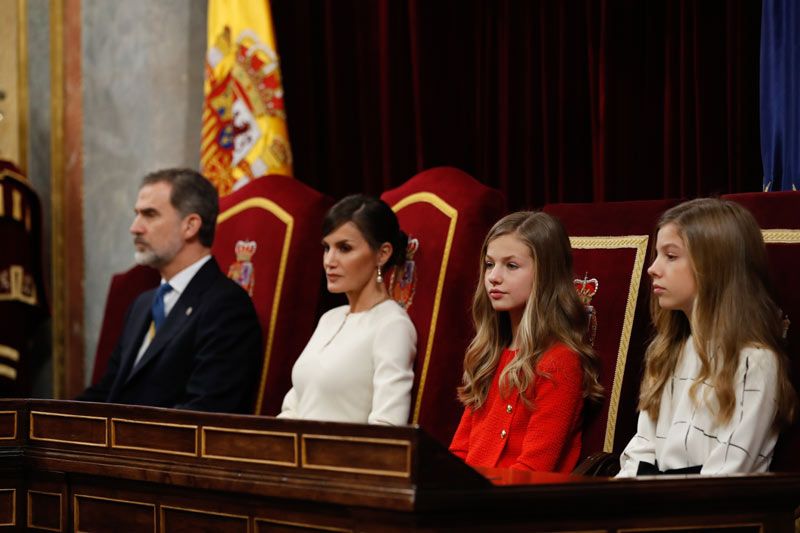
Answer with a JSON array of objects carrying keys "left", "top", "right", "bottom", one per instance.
[{"left": 141, "top": 168, "right": 219, "bottom": 247}]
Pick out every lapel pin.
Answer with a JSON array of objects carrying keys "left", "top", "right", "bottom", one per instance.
[{"left": 186, "top": 307, "right": 193, "bottom": 316}]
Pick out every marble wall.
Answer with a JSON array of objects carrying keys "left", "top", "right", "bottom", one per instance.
[
  {"left": 80, "top": 0, "right": 207, "bottom": 384},
  {"left": 21, "top": 0, "right": 218, "bottom": 392}
]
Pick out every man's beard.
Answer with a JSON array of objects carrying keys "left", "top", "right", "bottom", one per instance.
[
  {"left": 133, "top": 235, "right": 182, "bottom": 268},
  {"left": 134, "top": 249, "right": 161, "bottom": 267}
]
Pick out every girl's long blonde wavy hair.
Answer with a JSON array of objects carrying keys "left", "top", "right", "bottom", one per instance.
[
  {"left": 458, "top": 211, "right": 603, "bottom": 409},
  {"left": 639, "top": 198, "right": 796, "bottom": 429}
]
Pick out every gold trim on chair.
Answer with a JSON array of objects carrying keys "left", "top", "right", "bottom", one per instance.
[
  {"left": 217, "top": 198, "right": 294, "bottom": 414},
  {"left": 762, "top": 228, "right": 800, "bottom": 244},
  {"left": 390, "top": 192, "right": 458, "bottom": 424},
  {"left": 569, "top": 235, "right": 649, "bottom": 453}
]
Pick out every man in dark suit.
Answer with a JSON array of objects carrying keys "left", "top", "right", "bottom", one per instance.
[{"left": 78, "top": 168, "right": 262, "bottom": 413}]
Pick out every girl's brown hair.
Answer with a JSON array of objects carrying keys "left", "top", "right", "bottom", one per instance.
[
  {"left": 458, "top": 211, "right": 603, "bottom": 409},
  {"left": 639, "top": 198, "right": 796, "bottom": 428}
]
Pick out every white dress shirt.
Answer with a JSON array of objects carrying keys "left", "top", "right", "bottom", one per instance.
[{"left": 132, "top": 255, "right": 212, "bottom": 367}]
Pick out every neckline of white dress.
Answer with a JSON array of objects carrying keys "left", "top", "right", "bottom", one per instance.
[{"left": 347, "top": 297, "right": 392, "bottom": 316}]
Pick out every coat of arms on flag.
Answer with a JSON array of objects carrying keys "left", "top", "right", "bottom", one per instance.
[{"left": 202, "top": 0, "right": 293, "bottom": 196}]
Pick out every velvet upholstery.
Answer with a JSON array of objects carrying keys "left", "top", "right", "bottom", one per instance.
[
  {"left": 91, "top": 176, "right": 333, "bottom": 416},
  {"left": 721, "top": 191, "right": 800, "bottom": 472},
  {"left": 542, "top": 199, "right": 679, "bottom": 460},
  {"left": 381, "top": 167, "right": 505, "bottom": 445},
  {"left": 211, "top": 175, "right": 333, "bottom": 415}
]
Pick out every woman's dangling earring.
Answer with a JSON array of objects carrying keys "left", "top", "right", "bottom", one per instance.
[{"left": 376, "top": 265, "right": 383, "bottom": 284}]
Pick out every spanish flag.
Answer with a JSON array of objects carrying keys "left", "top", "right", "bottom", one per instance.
[{"left": 202, "top": 0, "right": 293, "bottom": 196}]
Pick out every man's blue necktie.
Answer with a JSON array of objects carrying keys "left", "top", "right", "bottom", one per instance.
[{"left": 151, "top": 283, "right": 173, "bottom": 331}]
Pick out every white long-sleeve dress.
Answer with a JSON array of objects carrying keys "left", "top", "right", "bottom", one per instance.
[
  {"left": 278, "top": 300, "right": 417, "bottom": 425},
  {"left": 617, "top": 337, "right": 780, "bottom": 477}
]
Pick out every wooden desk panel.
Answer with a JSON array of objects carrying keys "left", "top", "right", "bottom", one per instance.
[{"left": 0, "top": 399, "right": 797, "bottom": 532}]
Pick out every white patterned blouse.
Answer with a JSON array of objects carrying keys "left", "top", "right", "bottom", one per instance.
[{"left": 617, "top": 336, "right": 780, "bottom": 477}]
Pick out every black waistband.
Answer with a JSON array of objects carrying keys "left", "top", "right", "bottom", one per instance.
[{"left": 637, "top": 461, "right": 702, "bottom": 475}]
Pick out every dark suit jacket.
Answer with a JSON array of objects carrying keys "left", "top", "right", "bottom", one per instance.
[{"left": 79, "top": 258, "right": 263, "bottom": 413}]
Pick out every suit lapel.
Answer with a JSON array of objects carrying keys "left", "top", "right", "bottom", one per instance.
[
  {"left": 124, "top": 258, "right": 220, "bottom": 384},
  {"left": 108, "top": 292, "right": 156, "bottom": 398}
]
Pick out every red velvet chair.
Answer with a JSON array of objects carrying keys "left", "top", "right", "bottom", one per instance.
[
  {"left": 212, "top": 175, "right": 333, "bottom": 415},
  {"left": 91, "top": 176, "right": 333, "bottom": 417},
  {"left": 722, "top": 191, "right": 800, "bottom": 472},
  {"left": 542, "top": 199, "right": 679, "bottom": 473},
  {"left": 381, "top": 167, "right": 506, "bottom": 446}
]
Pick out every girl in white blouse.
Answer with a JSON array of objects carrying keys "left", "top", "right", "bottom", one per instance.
[
  {"left": 278, "top": 195, "right": 416, "bottom": 425},
  {"left": 617, "top": 198, "right": 796, "bottom": 476}
]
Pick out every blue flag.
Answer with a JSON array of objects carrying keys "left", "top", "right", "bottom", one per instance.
[{"left": 761, "top": 0, "right": 800, "bottom": 191}]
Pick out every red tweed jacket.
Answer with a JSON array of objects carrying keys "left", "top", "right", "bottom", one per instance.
[{"left": 449, "top": 343, "right": 584, "bottom": 472}]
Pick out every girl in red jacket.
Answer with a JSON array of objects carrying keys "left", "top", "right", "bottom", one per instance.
[{"left": 450, "top": 211, "right": 603, "bottom": 472}]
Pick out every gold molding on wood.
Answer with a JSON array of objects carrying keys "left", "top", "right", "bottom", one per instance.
[
  {"left": 27, "top": 490, "right": 63, "bottom": 532},
  {"left": 50, "top": 0, "right": 84, "bottom": 398},
  {"left": 301, "top": 434, "right": 412, "bottom": 477}
]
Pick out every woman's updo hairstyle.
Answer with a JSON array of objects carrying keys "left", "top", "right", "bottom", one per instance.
[{"left": 322, "top": 194, "right": 408, "bottom": 268}]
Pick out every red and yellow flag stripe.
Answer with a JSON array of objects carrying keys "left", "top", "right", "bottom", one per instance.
[{"left": 202, "top": 0, "right": 293, "bottom": 196}]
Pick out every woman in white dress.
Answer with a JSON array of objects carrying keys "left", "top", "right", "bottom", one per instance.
[
  {"left": 617, "top": 198, "right": 796, "bottom": 476},
  {"left": 278, "top": 195, "right": 417, "bottom": 425}
]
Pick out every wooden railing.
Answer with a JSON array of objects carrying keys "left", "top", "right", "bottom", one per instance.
[{"left": 0, "top": 399, "right": 797, "bottom": 532}]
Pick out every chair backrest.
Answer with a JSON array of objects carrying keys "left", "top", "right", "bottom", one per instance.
[
  {"left": 0, "top": 161, "right": 48, "bottom": 396},
  {"left": 542, "top": 199, "right": 679, "bottom": 458},
  {"left": 212, "top": 175, "right": 333, "bottom": 415},
  {"left": 721, "top": 191, "right": 800, "bottom": 472},
  {"left": 381, "top": 167, "right": 505, "bottom": 445},
  {"left": 91, "top": 264, "right": 160, "bottom": 385}
]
